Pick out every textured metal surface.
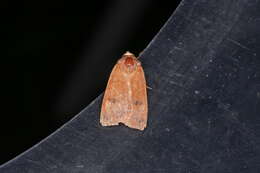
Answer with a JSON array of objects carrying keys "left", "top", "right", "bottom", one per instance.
[{"left": 1, "top": 0, "right": 260, "bottom": 172}]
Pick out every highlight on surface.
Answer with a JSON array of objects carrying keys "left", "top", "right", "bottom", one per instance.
[{"left": 100, "top": 51, "right": 148, "bottom": 130}]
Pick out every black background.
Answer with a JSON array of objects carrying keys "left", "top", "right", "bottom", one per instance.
[{"left": 1, "top": 0, "right": 181, "bottom": 164}]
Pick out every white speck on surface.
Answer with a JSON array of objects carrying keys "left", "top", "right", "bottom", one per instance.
[
  {"left": 257, "top": 92, "right": 260, "bottom": 98},
  {"left": 205, "top": 74, "right": 209, "bottom": 77},
  {"left": 194, "top": 90, "right": 200, "bottom": 94},
  {"left": 165, "top": 128, "right": 170, "bottom": 132},
  {"left": 194, "top": 66, "right": 198, "bottom": 70},
  {"left": 76, "top": 165, "right": 84, "bottom": 168}
]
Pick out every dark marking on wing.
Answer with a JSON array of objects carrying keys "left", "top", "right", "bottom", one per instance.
[
  {"left": 108, "top": 98, "right": 117, "bottom": 103},
  {"left": 134, "top": 100, "right": 143, "bottom": 105}
]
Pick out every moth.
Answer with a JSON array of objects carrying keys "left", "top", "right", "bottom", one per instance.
[{"left": 100, "top": 51, "right": 148, "bottom": 130}]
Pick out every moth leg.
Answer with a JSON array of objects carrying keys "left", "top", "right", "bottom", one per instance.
[{"left": 146, "top": 85, "right": 152, "bottom": 90}]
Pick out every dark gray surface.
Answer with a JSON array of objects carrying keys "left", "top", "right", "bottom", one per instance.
[{"left": 1, "top": 0, "right": 260, "bottom": 172}]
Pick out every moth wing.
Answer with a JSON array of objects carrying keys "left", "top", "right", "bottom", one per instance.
[
  {"left": 125, "top": 65, "right": 147, "bottom": 130},
  {"left": 100, "top": 63, "right": 129, "bottom": 126}
]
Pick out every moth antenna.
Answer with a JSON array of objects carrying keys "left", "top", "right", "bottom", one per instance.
[{"left": 137, "top": 50, "right": 145, "bottom": 59}]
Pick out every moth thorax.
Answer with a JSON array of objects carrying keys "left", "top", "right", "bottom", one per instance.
[
  {"left": 123, "top": 57, "right": 137, "bottom": 73},
  {"left": 124, "top": 57, "right": 135, "bottom": 67}
]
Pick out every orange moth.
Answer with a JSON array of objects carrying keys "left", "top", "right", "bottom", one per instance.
[{"left": 100, "top": 51, "right": 148, "bottom": 130}]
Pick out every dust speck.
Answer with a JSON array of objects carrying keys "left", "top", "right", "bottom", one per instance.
[
  {"left": 194, "top": 90, "right": 200, "bottom": 94},
  {"left": 257, "top": 92, "right": 260, "bottom": 98},
  {"left": 165, "top": 128, "right": 170, "bottom": 132}
]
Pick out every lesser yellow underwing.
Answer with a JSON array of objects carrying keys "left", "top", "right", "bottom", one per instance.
[{"left": 100, "top": 51, "right": 148, "bottom": 130}]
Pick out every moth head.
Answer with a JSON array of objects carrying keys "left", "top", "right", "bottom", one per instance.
[{"left": 118, "top": 51, "right": 141, "bottom": 73}]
